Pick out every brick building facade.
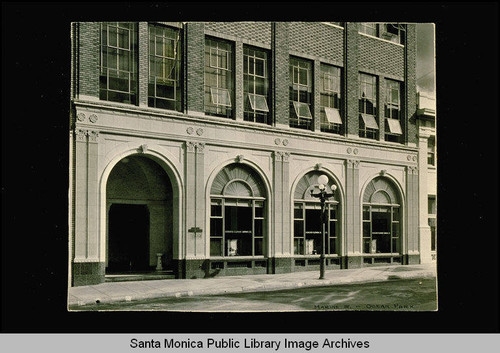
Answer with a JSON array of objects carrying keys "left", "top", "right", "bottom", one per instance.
[{"left": 69, "top": 22, "right": 431, "bottom": 286}]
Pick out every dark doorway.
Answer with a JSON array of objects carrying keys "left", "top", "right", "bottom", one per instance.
[{"left": 107, "top": 204, "right": 150, "bottom": 272}]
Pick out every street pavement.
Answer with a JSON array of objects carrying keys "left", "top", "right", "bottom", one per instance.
[{"left": 68, "top": 263, "right": 437, "bottom": 308}]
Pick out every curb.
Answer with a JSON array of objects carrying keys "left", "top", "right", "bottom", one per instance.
[{"left": 68, "top": 268, "right": 436, "bottom": 308}]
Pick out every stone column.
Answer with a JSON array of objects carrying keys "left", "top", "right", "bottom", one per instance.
[
  {"left": 73, "top": 128, "right": 104, "bottom": 286},
  {"left": 345, "top": 159, "right": 362, "bottom": 268},
  {"left": 406, "top": 165, "right": 420, "bottom": 264},
  {"left": 270, "top": 151, "right": 293, "bottom": 274}
]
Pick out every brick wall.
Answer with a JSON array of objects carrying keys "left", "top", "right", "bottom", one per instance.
[
  {"left": 273, "top": 22, "right": 289, "bottom": 127},
  {"left": 78, "top": 22, "right": 99, "bottom": 98},
  {"left": 205, "top": 22, "right": 272, "bottom": 46},
  {"left": 289, "top": 22, "right": 344, "bottom": 64},
  {"left": 405, "top": 25, "right": 418, "bottom": 145},
  {"left": 185, "top": 22, "right": 205, "bottom": 114},
  {"left": 359, "top": 34, "right": 405, "bottom": 78},
  {"left": 345, "top": 23, "right": 359, "bottom": 136},
  {"left": 138, "top": 22, "right": 149, "bottom": 107}
]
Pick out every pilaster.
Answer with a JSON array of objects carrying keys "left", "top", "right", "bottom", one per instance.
[
  {"left": 406, "top": 165, "right": 420, "bottom": 261},
  {"left": 272, "top": 151, "right": 284, "bottom": 256},
  {"left": 87, "top": 130, "right": 100, "bottom": 260},
  {"left": 418, "top": 131, "right": 433, "bottom": 263},
  {"left": 345, "top": 159, "right": 361, "bottom": 262},
  {"left": 185, "top": 141, "right": 197, "bottom": 258},
  {"left": 74, "top": 129, "right": 88, "bottom": 261}
]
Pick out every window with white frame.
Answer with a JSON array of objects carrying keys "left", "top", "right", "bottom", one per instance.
[
  {"left": 290, "top": 57, "right": 313, "bottom": 130},
  {"left": 205, "top": 37, "right": 234, "bottom": 118},
  {"left": 209, "top": 164, "right": 266, "bottom": 257},
  {"left": 243, "top": 46, "right": 271, "bottom": 124},
  {"left": 384, "top": 79, "right": 403, "bottom": 143},
  {"left": 362, "top": 177, "right": 402, "bottom": 265},
  {"left": 359, "top": 23, "right": 406, "bottom": 45},
  {"left": 320, "top": 64, "right": 342, "bottom": 134},
  {"left": 427, "top": 136, "right": 436, "bottom": 166},
  {"left": 359, "top": 73, "right": 378, "bottom": 139},
  {"left": 293, "top": 171, "right": 340, "bottom": 257},
  {"left": 148, "top": 24, "right": 182, "bottom": 111},
  {"left": 100, "top": 22, "right": 138, "bottom": 104}
]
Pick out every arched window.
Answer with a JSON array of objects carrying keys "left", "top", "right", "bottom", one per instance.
[
  {"left": 209, "top": 164, "right": 266, "bottom": 257},
  {"left": 362, "top": 177, "right": 401, "bottom": 264},
  {"left": 293, "top": 171, "right": 340, "bottom": 257}
]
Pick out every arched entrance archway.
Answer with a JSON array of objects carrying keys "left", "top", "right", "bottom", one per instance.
[
  {"left": 106, "top": 155, "right": 173, "bottom": 274},
  {"left": 293, "top": 170, "right": 342, "bottom": 268},
  {"left": 208, "top": 163, "right": 268, "bottom": 273},
  {"left": 362, "top": 176, "right": 402, "bottom": 265}
]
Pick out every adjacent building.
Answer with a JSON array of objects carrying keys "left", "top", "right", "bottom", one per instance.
[{"left": 69, "top": 22, "right": 434, "bottom": 286}]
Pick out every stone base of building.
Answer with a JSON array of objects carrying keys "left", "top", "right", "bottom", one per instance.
[{"left": 72, "top": 262, "right": 105, "bottom": 286}]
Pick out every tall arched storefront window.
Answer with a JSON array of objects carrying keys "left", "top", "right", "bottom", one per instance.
[
  {"left": 209, "top": 164, "right": 266, "bottom": 257},
  {"left": 293, "top": 171, "right": 340, "bottom": 257},
  {"left": 362, "top": 177, "right": 401, "bottom": 264}
]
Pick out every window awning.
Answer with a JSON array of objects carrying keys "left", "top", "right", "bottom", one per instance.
[
  {"left": 293, "top": 101, "right": 312, "bottom": 119},
  {"left": 386, "top": 118, "right": 402, "bottom": 135},
  {"left": 324, "top": 107, "right": 342, "bottom": 124},
  {"left": 361, "top": 114, "right": 378, "bottom": 129},
  {"left": 248, "top": 93, "right": 269, "bottom": 112},
  {"left": 210, "top": 87, "right": 231, "bottom": 107}
]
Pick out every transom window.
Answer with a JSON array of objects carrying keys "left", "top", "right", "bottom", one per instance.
[
  {"left": 359, "top": 73, "right": 378, "bottom": 139},
  {"left": 209, "top": 164, "right": 266, "bottom": 257},
  {"left": 384, "top": 79, "right": 403, "bottom": 143},
  {"left": 243, "top": 46, "right": 271, "bottom": 124},
  {"left": 293, "top": 171, "right": 340, "bottom": 256},
  {"left": 362, "top": 177, "right": 402, "bottom": 265},
  {"left": 320, "top": 64, "right": 342, "bottom": 134},
  {"left": 148, "top": 24, "right": 182, "bottom": 111},
  {"left": 100, "top": 22, "right": 138, "bottom": 104},
  {"left": 290, "top": 57, "right": 313, "bottom": 130},
  {"left": 359, "top": 23, "right": 406, "bottom": 45},
  {"left": 205, "top": 38, "right": 234, "bottom": 118}
]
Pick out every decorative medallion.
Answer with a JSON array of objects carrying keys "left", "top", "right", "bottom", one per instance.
[
  {"left": 89, "top": 114, "right": 98, "bottom": 123},
  {"left": 412, "top": 155, "right": 417, "bottom": 161},
  {"left": 347, "top": 147, "right": 352, "bottom": 154},
  {"left": 353, "top": 148, "right": 359, "bottom": 155},
  {"left": 196, "top": 128, "right": 204, "bottom": 136},
  {"left": 274, "top": 138, "right": 281, "bottom": 145},
  {"left": 186, "top": 127, "right": 194, "bottom": 135},
  {"left": 77, "top": 113, "right": 86, "bottom": 122},
  {"left": 407, "top": 155, "right": 412, "bottom": 161},
  {"left": 282, "top": 139, "right": 289, "bottom": 146}
]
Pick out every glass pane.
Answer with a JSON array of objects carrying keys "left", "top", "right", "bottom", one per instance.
[
  {"left": 108, "top": 26, "right": 118, "bottom": 47},
  {"left": 156, "top": 81, "right": 175, "bottom": 100},
  {"left": 255, "top": 57, "right": 265, "bottom": 77},
  {"left": 294, "top": 220, "right": 304, "bottom": 237},
  {"left": 392, "top": 223, "right": 399, "bottom": 237},
  {"left": 393, "top": 207, "right": 400, "bottom": 220},
  {"left": 210, "top": 218, "right": 222, "bottom": 237},
  {"left": 225, "top": 205, "right": 252, "bottom": 233},
  {"left": 294, "top": 238, "right": 304, "bottom": 255},
  {"left": 363, "top": 222, "right": 371, "bottom": 237},
  {"left": 210, "top": 239, "right": 222, "bottom": 256},
  {"left": 118, "top": 28, "right": 129, "bottom": 49},
  {"left": 329, "top": 238, "right": 337, "bottom": 255},
  {"left": 255, "top": 238, "right": 263, "bottom": 256},
  {"left": 363, "top": 206, "right": 370, "bottom": 220},
  {"left": 372, "top": 234, "right": 390, "bottom": 253},
  {"left": 363, "top": 238, "right": 371, "bottom": 254},
  {"left": 254, "top": 219, "right": 263, "bottom": 237},
  {"left": 294, "top": 204, "right": 303, "bottom": 219},
  {"left": 211, "top": 200, "right": 222, "bottom": 217},
  {"left": 392, "top": 238, "right": 400, "bottom": 253},
  {"left": 329, "top": 206, "right": 337, "bottom": 220}
]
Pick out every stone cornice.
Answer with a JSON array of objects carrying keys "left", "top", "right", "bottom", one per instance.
[{"left": 73, "top": 99, "right": 418, "bottom": 154}]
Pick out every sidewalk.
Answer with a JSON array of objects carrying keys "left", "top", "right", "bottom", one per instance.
[{"left": 68, "top": 263, "right": 437, "bottom": 307}]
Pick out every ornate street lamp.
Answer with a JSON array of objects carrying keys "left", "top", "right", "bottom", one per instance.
[{"left": 310, "top": 174, "right": 337, "bottom": 280}]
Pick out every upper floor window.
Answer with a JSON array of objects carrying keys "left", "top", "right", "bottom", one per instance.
[
  {"left": 204, "top": 37, "right": 234, "bottom": 118},
  {"left": 320, "top": 64, "right": 342, "bottom": 134},
  {"left": 243, "top": 46, "right": 271, "bottom": 124},
  {"left": 359, "top": 73, "right": 378, "bottom": 139},
  {"left": 427, "top": 136, "right": 436, "bottom": 166},
  {"left": 290, "top": 57, "right": 313, "bottom": 130},
  {"left": 384, "top": 79, "right": 403, "bottom": 143},
  {"left": 100, "top": 22, "right": 138, "bottom": 104},
  {"left": 148, "top": 24, "right": 182, "bottom": 111},
  {"left": 359, "top": 23, "right": 405, "bottom": 45}
]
